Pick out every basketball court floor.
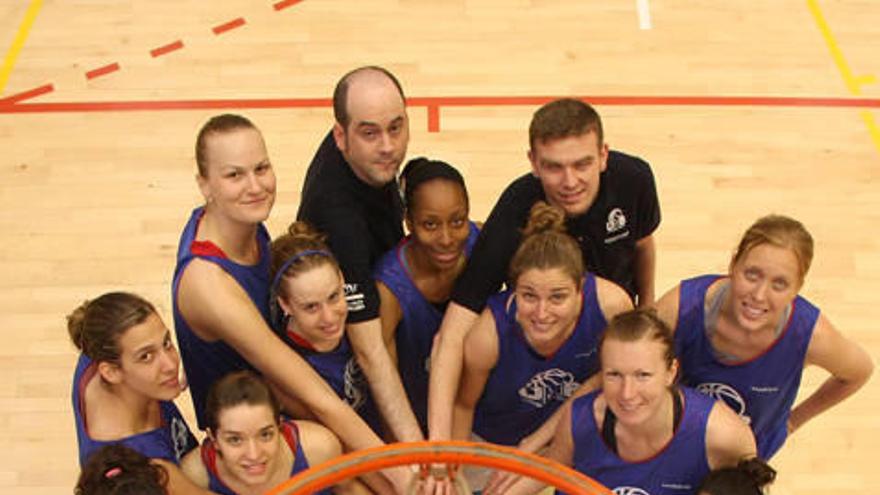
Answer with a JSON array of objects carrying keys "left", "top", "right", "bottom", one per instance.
[{"left": 1, "top": 1, "right": 877, "bottom": 493}]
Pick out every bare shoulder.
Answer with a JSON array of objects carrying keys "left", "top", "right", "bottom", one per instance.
[
  {"left": 295, "top": 419, "right": 343, "bottom": 464},
  {"left": 653, "top": 283, "right": 682, "bottom": 332},
  {"left": 806, "top": 313, "right": 873, "bottom": 382},
  {"left": 179, "top": 447, "right": 210, "bottom": 488},
  {"left": 463, "top": 307, "right": 499, "bottom": 369},
  {"left": 705, "top": 398, "right": 756, "bottom": 470},
  {"left": 594, "top": 276, "right": 634, "bottom": 319}
]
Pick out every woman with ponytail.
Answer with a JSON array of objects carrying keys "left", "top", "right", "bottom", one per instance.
[{"left": 172, "top": 115, "right": 408, "bottom": 491}]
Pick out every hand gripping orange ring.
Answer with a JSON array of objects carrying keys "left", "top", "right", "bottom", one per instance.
[{"left": 266, "top": 440, "right": 612, "bottom": 495}]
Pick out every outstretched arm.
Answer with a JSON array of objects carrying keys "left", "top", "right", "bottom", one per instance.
[
  {"left": 428, "top": 302, "right": 481, "bottom": 441},
  {"left": 178, "top": 259, "right": 385, "bottom": 452},
  {"left": 498, "top": 402, "right": 576, "bottom": 495},
  {"left": 789, "top": 314, "right": 873, "bottom": 434},
  {"left": 452, "top": 309, "right": 498, "bottom": 441},
  {"left": 348, "top": 317, "right": 423, "bottom": 442}
]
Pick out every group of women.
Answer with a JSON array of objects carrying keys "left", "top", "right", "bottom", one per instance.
[{"left": 71, "top": 114, "right": 872, "bottom": 495}]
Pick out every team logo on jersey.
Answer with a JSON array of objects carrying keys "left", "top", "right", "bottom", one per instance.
[
  {"left": 344, "top": 358, "right": 367, "bottom": 410},
  {"left": 606, "top": 208, "right": 627, "bottom": 233},
  {"left": 519, "top": 368, "right": 578, "bottom": 407},
  {"left": 697, "top": 382, "right": 751, "bottom": 425},
  {"left": 344, "top": 283, "right": 366, "bottom": 312},
  {"left": 604, "top": 208, "right": 630, "bottom": 244},
  {"left": 613, "top": 487, "right": 651, "bottom": 495},
  {"left": 170, "top": 416, "right": 190, "bottom": 462}
]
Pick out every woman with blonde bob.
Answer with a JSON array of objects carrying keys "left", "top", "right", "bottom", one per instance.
[{"left": 655, "top": 214, "right": 873, "bottom": 459}]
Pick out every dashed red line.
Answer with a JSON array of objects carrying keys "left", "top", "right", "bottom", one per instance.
[
  {"left": 86, "top": 63, "right": 121, "bottom": 80},
  {"left": 273, "top": 0, "right": 303, "bottom": 11},
  {"left": 212, "top": 17, "right": 246, "bottom": 35},
  {"left": 150, "top": 40, "right": 184, "bottom": 58},
  {"left": 0, "top": 84, "right": 54, "bottom": 106}
]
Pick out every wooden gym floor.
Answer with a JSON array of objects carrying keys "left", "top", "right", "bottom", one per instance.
[{"left": 1, "top": 1, "right": 877, "bottom": 493}]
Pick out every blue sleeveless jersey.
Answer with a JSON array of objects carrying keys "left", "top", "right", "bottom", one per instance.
[
  {"left": 472, "top": 273, "right": 606, "bottom": 446},
  {"left": 201, "top": 419, "right": 330, "bottom": 495},
  {"left": 286, "top": 333, "right": 384, "bottom": 435},
  {"left": 674, "top": 274, "right": 819, "bottom": 459},
  {"left": 373, "top": 222, "right": 479, "bottom": 433},
  {"left": 172, "top": 206, "right": 272, "bottom": 429},
  {"left": 72, "top": 354, "right": 197, "bottom": 466},
  {"left": 565, "top": 387, "right": 713, "bottom": 495}
]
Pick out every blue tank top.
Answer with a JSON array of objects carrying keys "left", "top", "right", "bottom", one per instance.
[
  {"left": 172, "top": 207, "right": 271, "bottom": 429},
  {"left": 201, "top": 420, "right": 330, "bottom": 495},
  {"left": 373, "top": 222, "right": 479, "bottom": 433},
  {"left": 566, "top": 387, "right": 713, "bottom": 495},
  {"left": 285, "top": 332, "right": 384, "bottom": 435},
  {"left": 472, "top": 274, "right": 606, "bottom": 446},
  {"left": 674, "top": 274, "right": 819, "bottom": 459},
  {"left": 72, "top": 354, "right": 197, "bottom": 466}
]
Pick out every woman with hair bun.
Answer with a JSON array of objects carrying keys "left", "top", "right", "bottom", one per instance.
[
  {"left": 451, "top": 201, "right": 632, "bottom": 448},
  {"left": 269, "top": 220, "right": 382, "bottom": 435},
  {"left": 68, "top": 292, "right": 207, "bottom": 494},
  {"left": 373, "top": 157, "right": 480, "bottom": 433},
  {"left": 698, "top": 457, "right": 776, "bottom": 495},
  {"left": 655, "top": 214, "right": 873, "bottom": 458}
]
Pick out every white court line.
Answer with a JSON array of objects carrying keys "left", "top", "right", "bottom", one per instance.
[{"left": 636, "top": 0, "right": 652, "bottom": 30}]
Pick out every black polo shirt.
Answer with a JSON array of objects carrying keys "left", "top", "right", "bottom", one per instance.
[
  {"left": 297, "top": 131, "right": 404, "bottom": 323},
  {"left": 451, "top": 150, "right": 660, "bottom": 312}
]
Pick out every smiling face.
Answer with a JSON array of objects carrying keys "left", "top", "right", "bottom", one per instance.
[
  {"left": 197, "top": 127, "right": 276, "bottom": 225},
  {"left": 600, "top": 336, "right": 678, "bottom": 427},
  {"left": 333, "top": 71, "right": 409, "bottom": 188},
  {"left": 727, "top": 243, "right": 802, "bottom": 334},
  {"left": 278, "top": 263, "right": 348, "bottom": 352},
  {"left": 529, "top": 131, "right": 608, "bottom": 217},
  {"left": 514, "top": 267, "right": 583, "bottom": 353},
  {"left": 406, "top": 179, "right": 470, "bottom": 272},
  {"left": 106, "top": 312, "right": 182, "bottom": 402},
  {"left": 212, "top": 403, "right": 282, "bottom": 487}
]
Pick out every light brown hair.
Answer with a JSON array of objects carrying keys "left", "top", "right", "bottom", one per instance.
[
  {"left": 194, "top": 113, "right": 258, "bottom": 177},
  {"left": 509, "top": 201, "right": 583, "bottom": 287},
  {"left": 67, "top": 292, "right": 157, "bottom": 364},
  {"left": 599, "top": 309, "right": 676, "bottom": 369},
  {"left": 732, "top": 214, "right": 813, "bottom": 284}
]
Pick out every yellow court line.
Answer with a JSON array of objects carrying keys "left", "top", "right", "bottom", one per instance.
[
  {"left": 860, "top": 111, "right": 880, "bottom": 154},
  {"left": 0, "top": 0, "right": 44, "bottom": 95},
  {"left": 806, "top": 0, "right": 879, "bottom": 154}
]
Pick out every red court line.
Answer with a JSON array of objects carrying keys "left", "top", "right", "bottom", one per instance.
[
  {"left": 427, "top": 105, "right": 440, "bottom": 132},
  {"left": 0, "top": 83, "right": 54, "bottom": 105},
  {"left": 85, "top": 63, "right": 121, "bottom": 80},
  {"left": 2, "top": 94, "right": 879, "bottom": 114},
  {"left": 150, "top": 40, "right": 185, "bottom": 58},
  {"left": 273, "top": 0, "right": 303, "bottom": 11},
  {"left": 212, "top": 17, "right": 246, "bottom": 35}
]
